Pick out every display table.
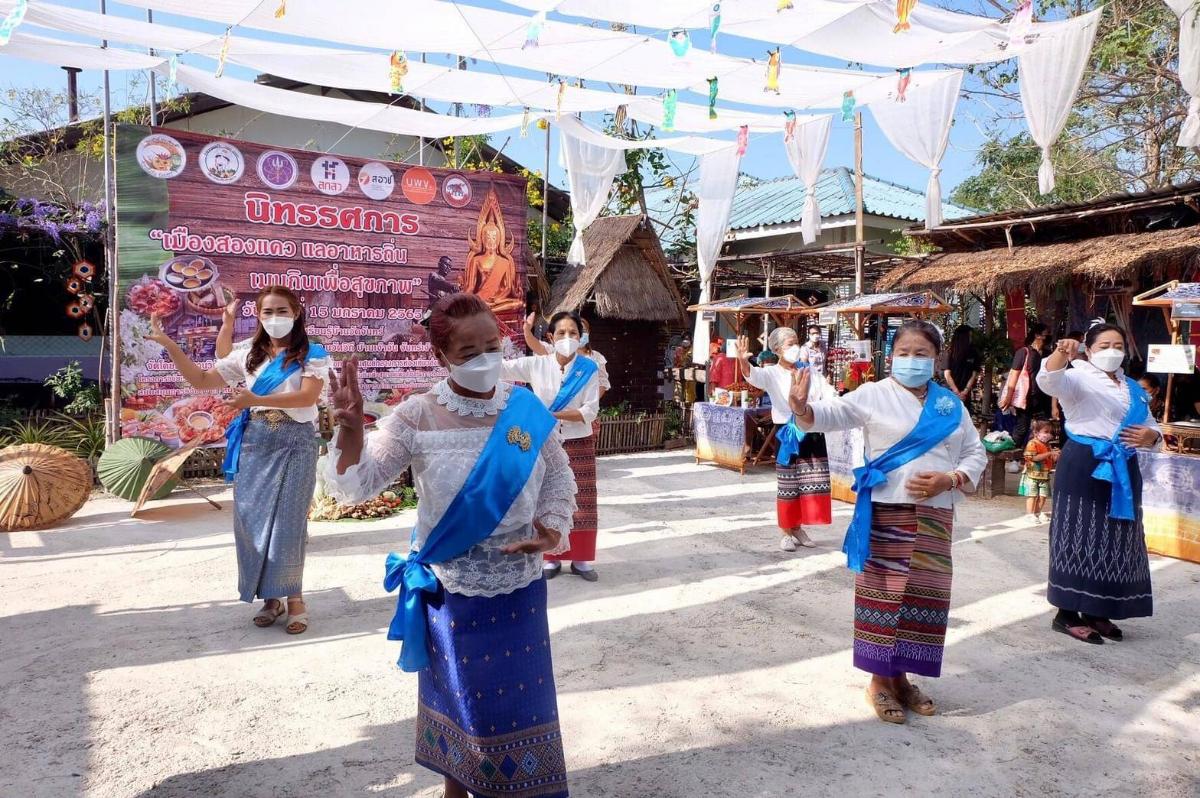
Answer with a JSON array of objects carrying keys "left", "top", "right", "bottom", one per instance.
[
  {"left": 692, "top": 402, "right": 774, "bottom": 473},
  {"left": 1137, "top": 450, "right": 1200, "bottom": 563}
]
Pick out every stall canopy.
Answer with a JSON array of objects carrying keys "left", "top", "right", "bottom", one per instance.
[{"left": 819, "top": 290, "right": 951, "bottom": 316}]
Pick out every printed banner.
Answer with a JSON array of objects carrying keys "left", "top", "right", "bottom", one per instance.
[
  {"left": 1005, "top": 289, "right": 1027, "bottom": 348},
  {"left": 825, "top": 427, "right": 863, "bottom": 504},
  {"left": 692, "top": 402, "right": 749, "bottom": 470},
  {"left": 115, "top": 126, "right": 528, "bottom": 448},
  {"left": 1137, "top": 450, "right": 1200, "bottom": 564}
]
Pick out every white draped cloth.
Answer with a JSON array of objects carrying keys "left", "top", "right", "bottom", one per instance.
[
  {"left": 321, "top": 381, "right": 577, "bottom": 598},
  {"left": 1018, "top": 9, "right": 1102, "bottom": 194},
  {"left": 869, "top": 70, "right": 963, "bottom": 229},
  {"left": 559, "top": 126, "right": 627, "bottom": 265},
  {"left": 692, "top": 145, "right": 742, "bottom": 363},
  {"left": 1164, "top": 0, "right": 1200, "bottom": 146},
  {"left": 782, "top": 115, "right": 833, "bottom": 244}
]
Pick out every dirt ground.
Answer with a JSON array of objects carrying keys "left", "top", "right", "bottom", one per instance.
[{"left": 2, "top": 450, "right": 1198, "bottom": 798}]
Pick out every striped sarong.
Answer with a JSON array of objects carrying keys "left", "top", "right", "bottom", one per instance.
[
  {"left": 775, "top": 428, "right": 832, "bottom": 529},
  {"left": 853, "top": 503, "right": 953, "bottom": 678},
  {"left": 545, "top": 434, "right": 597, "bottom": 563}
]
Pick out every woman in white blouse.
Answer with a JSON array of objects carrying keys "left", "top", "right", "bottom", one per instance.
[
  {"left": 506, "top": 310, "right": 603, "bottom": 581},
  {"left": 149, "top": 286, "right": 327, "bottom": 634},
  {"left": 523, "top": 314, "right": 610, "bottom": 398},
  {"left": 1036, "top": 324, "right": 1161, "bottom": 646},
  {"left": 791, "top": 320, "right": 986, "bottom": 725},
  {"left": 735, "top": 327, "right": 833, "bottom": 551},
  {"left": 324, "top": 293, "right": 576, "bottom": 798}
]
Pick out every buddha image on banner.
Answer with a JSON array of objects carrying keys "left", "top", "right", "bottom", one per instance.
[{"left": 463, "top": 187, "right": 524, "bottom": 316}]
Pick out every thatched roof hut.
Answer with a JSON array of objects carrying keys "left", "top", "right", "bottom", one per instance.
[{"left": 545, "top": 215, "right": 687, "bottom": 324}]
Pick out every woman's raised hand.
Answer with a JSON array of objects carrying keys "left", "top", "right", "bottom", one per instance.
[
  {"left": 524, "top": 312, "right": 537, "bottom": 333},
  {"left": 328, "top": 356, "right": 364, "bottom": 430},
  {"left": 147, "top": 315, "right": 172, "bottom": 347},
  {"left": 735, "top": 335, "right": 750, "bottom": 359},
  {"left": 223, "top": 297, "right": 239, "bottom": 324},
  {"left": 789, "top": 366, "right": 812, "bottom": 416},
  {"left": 1056, "top": 338, "right": 1081, "bottom": 359}
]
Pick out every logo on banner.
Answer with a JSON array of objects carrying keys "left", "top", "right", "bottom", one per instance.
[
  {"left": 136, "top": 134, "right": 187, "bottom": 179},
  {"left": 198, "top": 141, "right": 245, "bottom": 185},
  {"left": 311, "top": 157, "right": 351, "bottom": 196},
  {"left": 401, "top": 167, "right": 437, "bottom": 205},
  {"left": 358, "top": 162, "right": 396, "bottom": 200},
  {"left": 256, "top": 150, "right": 299, "bottom": 190},
  {"left": 442, "top": 173, "right": 472, "bottom": 208}
]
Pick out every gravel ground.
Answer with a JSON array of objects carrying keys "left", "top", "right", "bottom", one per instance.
[{"left": 1, "top": 450, "right": 1197, "bottom": 798}]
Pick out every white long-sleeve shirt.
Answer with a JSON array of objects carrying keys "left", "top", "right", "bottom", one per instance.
[
  {"left": 502, "top": 353, "right": 601, "bottom": 440},
  {"left": 746, "top": 363, "right": 831, "bottom": 425},
  {"left": 1036, "top": 360, "right": 1162, "bottom": 445},
  {"left": 807, "top": 378, "right": 987, "bottom": 509}
]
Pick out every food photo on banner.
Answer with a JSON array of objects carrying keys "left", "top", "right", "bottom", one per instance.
[{"left": 114, "top": 126, "right": 529, "bottom": 448}]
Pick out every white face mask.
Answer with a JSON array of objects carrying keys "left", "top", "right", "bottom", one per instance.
[
  {"left": 261, "top": 315, "right": 295, "bottom": 339},
  {"left": 554, "top": 337, "right": 581, "bottom": 358},
  {"left": 782, "top": 344, "right": 803, "bottom": 364},
  {"left": 448, "top": 351, "right": 504, "bottom": 393},
  {"left": 809, "top": 333, "right": 820, "bottom": 343},
  {"left": 1090, "top": 348, "right": 1125, "bottom": 373}
]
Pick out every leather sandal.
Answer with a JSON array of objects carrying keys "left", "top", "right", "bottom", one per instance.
[
  {"left": 866, "top": 687, "right": 906, "bottom": 724},
  {"left": 285, "top": 599, "right": 308, "bottom": 635},
  {"left": 900, "top": 683, "right": 937, "bottom": 716},
  {"left": 1052, "top": 617, "right": 1103, "bottom": 644},
  {"left": 1085, "top": 617, "right": 1124, "bottom": 641},
  {"left": 253, "top": 599, "right": 285, "bottom": 628}
]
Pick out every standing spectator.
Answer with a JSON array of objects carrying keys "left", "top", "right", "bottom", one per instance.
[
  {"left": 1000, "top": 322, "right": 1050, "bottom": 447},
  {"left": 1019, "top": 419, "right": 1059, "bottom": 524},
  {"left": 1139, "top": 374, "right": 1164, "bottom": 421},
  {"left": 797, "top": 325, "right": 827, "bottom": 375},
  {"left": 708, "top": 338, "right": 737, "bottom": 391},
  {"left": 941, "top": 325, "right": 979, "bottom": 404}
]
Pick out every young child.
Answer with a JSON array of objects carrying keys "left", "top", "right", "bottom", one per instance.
[{"left": 1020, "top": 420, "right": 1058, "bottom": 523}]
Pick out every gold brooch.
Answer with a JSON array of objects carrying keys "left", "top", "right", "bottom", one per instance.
[{"left": 506, "top": 426, "right": 532, "bottom": 452}]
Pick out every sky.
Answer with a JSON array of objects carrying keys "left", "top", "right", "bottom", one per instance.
[{"left": 0, "top": 0, "right": 1034, "bottom": 202}]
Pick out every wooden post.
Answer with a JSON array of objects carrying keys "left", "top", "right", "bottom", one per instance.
[{"left": 853, "top": 110, "right": 865, "bottom": 338}]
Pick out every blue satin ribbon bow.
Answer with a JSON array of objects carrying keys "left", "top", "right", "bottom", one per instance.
[
  {"left": 1064, "top": 376, "right": 1149, "bottom": 522},
  {"left": 776, "top": 417, "right": 806, "bottom": 466},
  {"left": 383, "top": 551, "right": 441, "bottom": 672}
]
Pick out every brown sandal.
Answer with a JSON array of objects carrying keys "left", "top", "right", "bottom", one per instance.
[
  {"left": 866, "top": 687, "right": 906, "bottom": 724},
  {"left": 900, "top": 684, "right": 937, "bottom": 716},
  {"left": 253, "top": 599, "right": 285, "bottom": 628},
  {"left": 285, "top": 599, "right": 308, "bottom": 635}
]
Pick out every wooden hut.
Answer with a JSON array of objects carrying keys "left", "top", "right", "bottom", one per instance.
[{"left": 544, "top": 215, "right": 687, "bottom": 410}]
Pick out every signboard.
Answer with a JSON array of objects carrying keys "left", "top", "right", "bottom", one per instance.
[
  {"left": 114, "top": 126, "right": 528, "bottom": 448},
  {"left": 1146, "top": 344, "right": 1196, "bottom": 374},
  {"left": 818, "top": 308, "right": 838, "bottom": 327},
  {"left": 701, "top": 310, "right": 717, "bottom": 322},
  {"left": 1171, "top": 301, "right": 1200, "bottom": 321}
]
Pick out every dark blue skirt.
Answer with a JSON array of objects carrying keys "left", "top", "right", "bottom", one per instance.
[
  {"left": 1047, "top": 439, "right": 1153, "bottom": 619},
  {"left": 415, "top": 578, "right": 568, "bottom": 797}
]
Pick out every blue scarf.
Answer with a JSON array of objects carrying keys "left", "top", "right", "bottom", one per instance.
[
  {"left": 1064, "top": 376, "right": 1148, "bottom": 521},
  {"left": 844, "top": 381, "right": 963, "bottom": 572},
  {"left": 777, "top": 417, "right": 806, "bottom": 466},
  {"left": 383, "top": 386, "right": 556, "bottom": 672},
  {"left": 221, "top": 342, "right": 327, "bottom": 482},
  {"left": 549, "top": 354, "right": 598, "bottom": 413}
]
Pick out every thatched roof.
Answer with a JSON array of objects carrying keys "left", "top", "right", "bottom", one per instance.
[
  {"left": 546, "top": 215, "right": 687, "bottom": 323},
  {"left": 878, "top": 225, "right": 1200, "bottom": 295}
]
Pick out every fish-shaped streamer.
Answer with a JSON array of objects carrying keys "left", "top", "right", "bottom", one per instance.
[
  {"left": 841, "top": 90, "right": 856, "bottom": 122},
  {"left": 896, "top": 68, "right": 911, "bottom": 102},
  {"left": 777, "top": 0, "right": 794, "bottom": 10},
  {"left": 668, "top": 28, "right": 692, "bottom": 57},
  {"left": 614, "top": 104, "right": 628, "bottom": 131},
  {"left": 709, "top": 3, "right": 722, "bottom": 53},
  {"left": 168, "top": 54, "right": 179, "bottom": 95},
  {"left": 524, "top": 11, "right": 546, "bottom": 50},
  {"left": 737, "top": 125, "right": 749, "bottom": 156},
  {"left": 765, "top": 48, "right": 782, "bottom": 94},
  {"left": 389, "top": 51, "right": 409, "bottom": 94},
  {"left": 894, "top": 0, "right": 917, "bottom": 32},
  {"left": 215, "top": 29, "right": 231, "bottom": 78},
  {"left": 663, "top": 89, "right": 678, "bottom": 132},
  {"left": 783, "top": 110, "right": 797, "bottom": 143},
  {"left": 274, "top": 1, "right": 286, "bottom": 19},
  {"left": 707, "top": 77, "right": 719, "bottom": 120},
  {"left": 556, "top": 80, "right": 566, "bottom": 120},
  {"left": 0, "top": 0, "right": 28, "bottom": 47},
  {"left": 520, "top": 108, "right": 531, "bottom": 138}
]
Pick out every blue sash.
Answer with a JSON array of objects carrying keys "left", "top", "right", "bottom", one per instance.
[
  {"left": 548, "top": 355, "right": 598, "bottom": 412},
  {"left": 382, "top": 386, "right": 556, "bottom": 672},
  {"left": 1065, "top": 376, "right": 1148, "bottom": 522},
  {"left": 844, "top": 381, "right": 963, "bottom": 572},
  {"left": 221, "top": 342, "right": 327, "bottom": 482},
  {"left": 776, "top": 417, "right": 806, "bottom": 466}
]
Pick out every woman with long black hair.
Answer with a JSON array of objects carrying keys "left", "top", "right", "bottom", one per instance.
[
  {"left": 1000, "top": 322, "right": 1050, "bottom": 447},
  {"left": 149, "top": 286, "right": 328, "bottom": 634}
]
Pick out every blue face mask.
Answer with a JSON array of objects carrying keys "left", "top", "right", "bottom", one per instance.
[
  {"left": 579, "top": 333, "right": 590, "bottom": 348},
  {"left": 891, "top": 355, "right": 934, "bottom": 388}
]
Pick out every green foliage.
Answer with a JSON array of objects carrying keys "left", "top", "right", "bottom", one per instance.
[
  {"left": 599, "top": 401, "right": 632, "bottom": 419},
  {"left": 972, "top": 328, "right": 1016, "bottom": 373},
  {"left": 55, "top": 413, "right": 106, "bottom": 460},
  {"left": 528, "top": 216, "right": 574, "bottom": 260},
  {"left": 890, "top": 233, "right": 937, "bottom": 256},
  {"left": 0, "top": 417, "right": 69, "bottom": 448},
  {"left": 662, "top": 400, "right": 686, "bottom": 439},
  {"left": 44, "top": 361, "right": 102, "bottom": 415}
]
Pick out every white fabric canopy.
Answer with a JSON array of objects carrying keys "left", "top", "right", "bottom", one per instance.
[
  {"left": 869, "top": 70, "right": 963, "bottom": 229},
  {"left": 1164, "top": 0, "right": 1200, "bottom": 146},
  {"left": 559, "top": 127, "right": 627, "bottom": 265},
  {"left": 692, "top": 145, "right": 742, "bottom": 363},
  {"left": 782, "top": 115, "right": 833, "bottom": 244},
  {"left": 1018, "top": 9, "right": 1102, "bottom": 195},
  {"left": 555, "top": 115, "right": 734, "bottom": 156}
]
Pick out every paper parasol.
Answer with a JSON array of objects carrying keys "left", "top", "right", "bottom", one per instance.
[
  {"left": 130, "top": 441, "right": 221, "bottom": 516},
  {"left": 0, "top": 444, "right": 93, "bottom": 532},
  {"left": 97, "top": 437, "right": 179, "bottom": 502}
]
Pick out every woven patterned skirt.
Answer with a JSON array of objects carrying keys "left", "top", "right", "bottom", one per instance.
[
  {"left": 416, "top": 579, "right": 568, "bottom": 798},
  {"left": 776, "top": 428, "right": 832, "bottom": 529},
  {"left": 545, "top": 434, "right": 597, "bottom": 563},
  {"left": 1047, "top": 439, "right": 1153, "bottom": 619},
  {"left": 853, "top": 503, "right": 954, "bottom": 678},
  {"left": 232, "top": 416, "right": 318, "bottom": 602}
]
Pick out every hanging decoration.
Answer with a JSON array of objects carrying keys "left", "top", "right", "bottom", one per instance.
[
  {"left": 78, "top": 294, "right": 94, "bottom": 312},
  {"left": 736, "top": 125, "right": 749, "bottom": 155},
  {"left": 841, "top": 90, "right": 856, "bottom": 122},
  {"left": 668, "top": 28, "right": 692, "bottom": 57},
  {"left": 556, "top": 79, "right": 566, "bottom": 119},
  {"left": 707, "top": 77, "right": 719, "bottom": 120},
  {"left": 783, "top": 110, "right": 797, "bottom": 142},
  {"left": 614, "top": 104, "right": 628, "bottom": 131},
  {"left": 662, "top": 89, "right": 678, "bottom": 131},
  {"left": 214, "top": 28, "right": 231, "bottom": 78},
  {"left": 708, "top": 3, "right": 722, "bottom": 53},
  {"left": 765, "top": 48, "right": 781, "bottom": 94},
  {"left": 520, "top": 108, "right": 531, "bottom": 138},
  {"left": 1007, "top": 0, "right": 1033, "bottom": 49},
  {"left": 896, "top": 67, "right": 911, "bottom": 102},
  {"left": 777, "top": 0, "right": 794, "bottom": 10},
  {"left": 523, "top": 10, "right": 546, "bottom": 50},
  {"left": 77, "top": 322, "right": 93, "bottom": 343},
  {"left": 537, "top": 118, "right": 549, "bottom": 131},
  {"left": 894, "top": 0, "right": 917, "bottom": 33},
  {"left": 0, "top": 0, "right": 28, "bottom": 48},
  {"left": 167, "top": 54, "right": 179, "bottom": 95},
  {"left": 473, "top": 103, "right": 492, "bottom": 117},
  {"left": 274, "top": 0, "right": 286, "bottom": 19},
  {"left": 389, "top": 51, "right": 408, "bottom": 94},
  {"left": 65, "top": 301, "right": 84, "bottom": 319},
  {"left": 72, "top": 260, "right": 96, "bottom": 280},
  {"left": 65, "top": 277, "right": 83, "bottom": 295}
]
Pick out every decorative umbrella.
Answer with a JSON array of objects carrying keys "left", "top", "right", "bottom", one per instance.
[
  {"left": 131, "top": 442, "right": 222, "bottom": 516},
  {"left": 0, "top": 444, "right": 93, "bottom": 532},
  {"left": 97, "top": 437, "right": 179, "bottom": 502}
]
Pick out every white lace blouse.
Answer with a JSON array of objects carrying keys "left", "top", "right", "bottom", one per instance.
[
  {"left": 321, "top": 380, "right": 578, "bottom": 598},
  {"left": 213, "top": 339, "right": 328, "bottom": 424}
]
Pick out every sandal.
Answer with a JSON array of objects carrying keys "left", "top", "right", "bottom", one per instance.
[
  {"left": 900, "top": 683, "right": 937, "bottom": 716},
  {"left": 865, "top": 687, "right": 906, "bottom": 724},
  {"left": 1085, "top": 617, "right": 1124, "bottom": 641},
  {"left": 285, "top": 599, "right": 308, "bottom": 635},
  {"left": 253, "top": 599, "right": 285, "bottom": 628},
  {"left": 1052, "top": 617, "right": 1103, "bottom": 645}
]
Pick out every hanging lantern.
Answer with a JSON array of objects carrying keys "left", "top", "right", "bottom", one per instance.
[
  {"left": 65, "top": 277, "right": 83, "bottom": 295},
  {"left": 0, "top": 0, "right": 29, "bottom": 48},
  {"left": 765, "top": 48, "right": 781, "bottom": 94},
  {"left": 663, "top": 89, "right": 678, "bottom": 132},
  {"left": 523, "top": 10, "right": 546, "bottom": 50},
  {"left": 896, "top": 67, "right": 912, "bottom": 102},
  {"left": 215, "top": 29, "right": 231, "bottom": 78},
  {"left": 709, "top": 3, "right": 722, "bottom": 53},
  {"left": 841, "top": 90, "right": 856, "bottom": 122},
  {"left": 78, "top": 294, "right": 95, "bottom": 312},
  {"left": 736, "top": 125, "right": 749, "bottom": 156},
  {"left": 73, "top": 259, "right": 96, "bottom": 280},
  {"left": 389, "top": 51, "right": 409, "bottom": 94},
  {"left": 668, "top": 29, "right": 691, "bottom": 57},
  {"left": 77, "top": 322, "right": 93, "bottom": 342},
  {"left": 894, "top": 0, "right": 917, "bottom": 33},
  {"left": 66, "top": 301, "right": 84, "bottom": 319},
  {"left": 274, "top": 0, "right": 286, "bottom": 19},
  {"left": 707, "top": 77, "right": 719, "bottom": 120},
  {"left": 783, "top": 110, "right": 797, "bottom": 142}
]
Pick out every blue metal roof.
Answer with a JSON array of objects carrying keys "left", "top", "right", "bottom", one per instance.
[{"left": 726, "top": 167, "right": 974, "bottom": 230}]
